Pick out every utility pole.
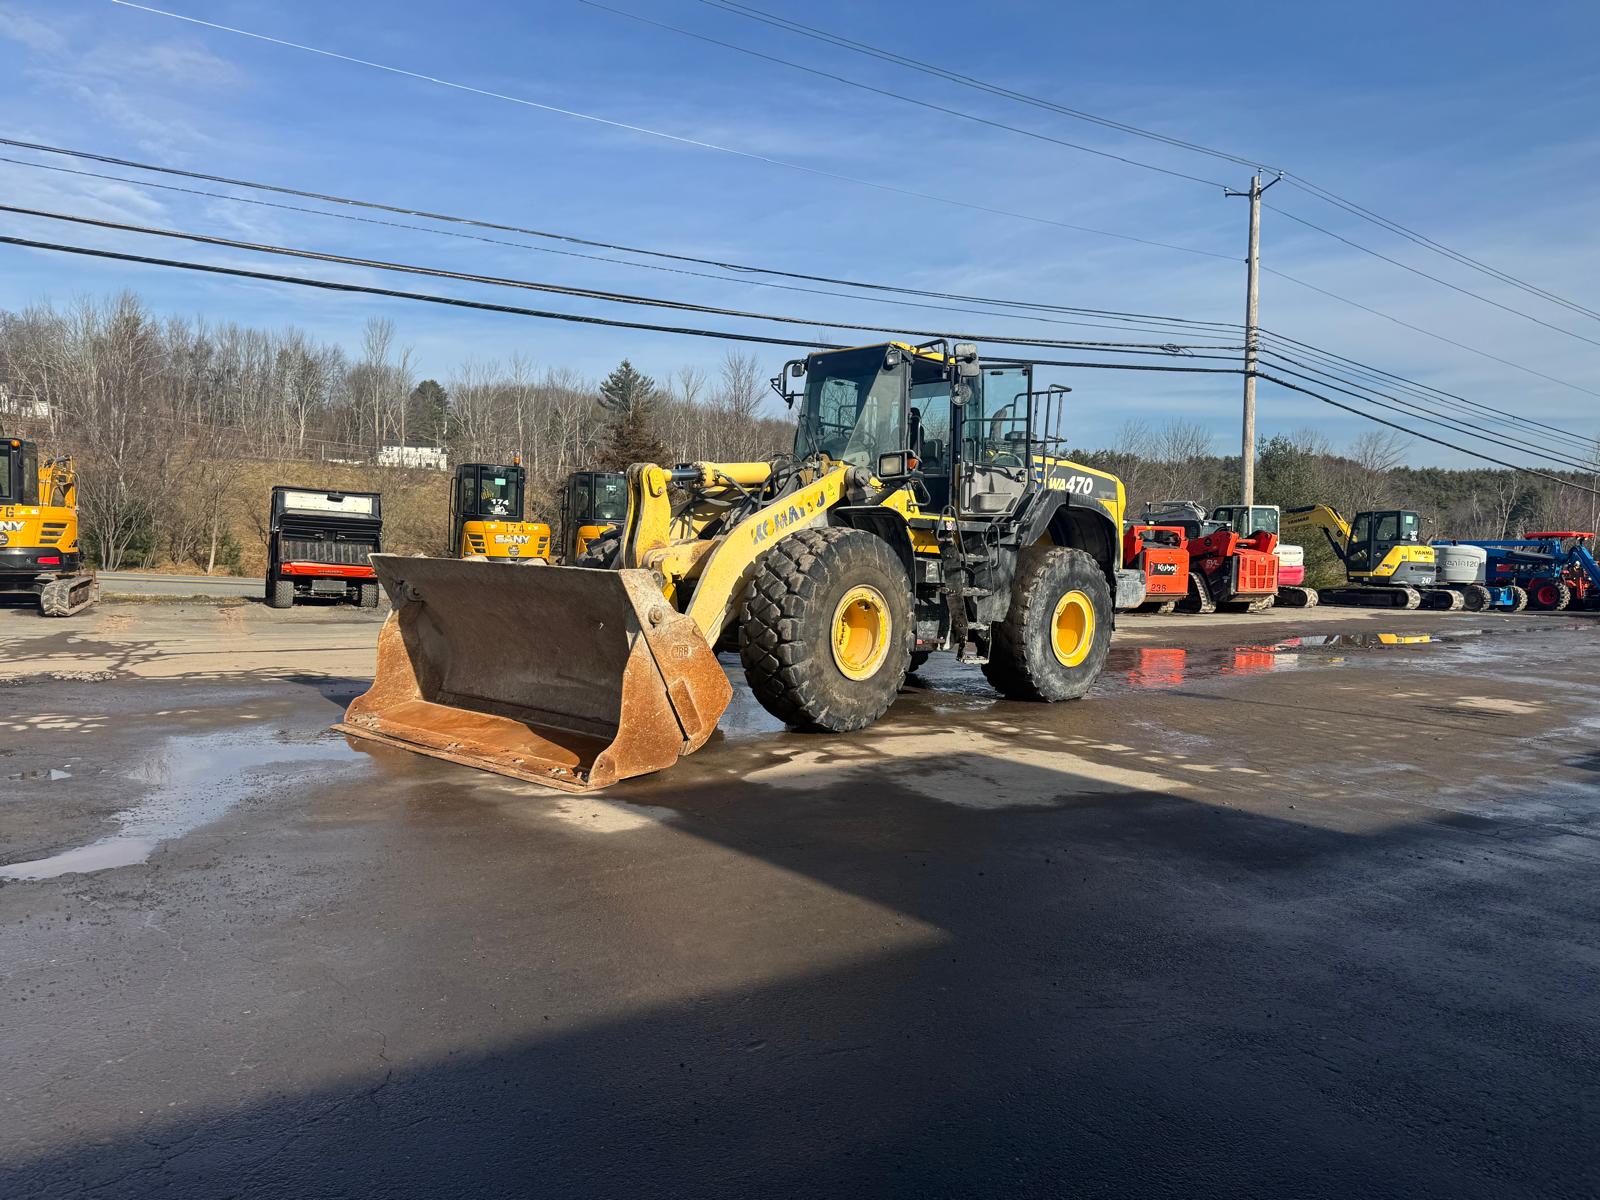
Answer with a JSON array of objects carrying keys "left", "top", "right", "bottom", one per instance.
[{"left": 1225, "top": 172, "right": 1280, "bottom": 505}]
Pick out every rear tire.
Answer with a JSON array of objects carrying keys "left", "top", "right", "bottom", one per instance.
[
  {"left": 1461, "top": 584, "right": 1492, "bottom": 612},
  {"left": 739, "top": 527, "right": 913, "bottom": 732},
  {"left": 908, "top": 650, "right": 932, "bottom": 674},
  {"left": 982, "top": 547, "right": 1112, "bottom": 702},
  {"left": 267, "top": 576, "right": 296, "bottom": 609},
  {"left": 1529, "top": 579, "right": 1570, "bottom": 611},
  {"left": 1506, "top": 585, "right": 1528, "bottom": 612},
  {"left": 358, "top": 582, "right": 380, "bottom": 609}
]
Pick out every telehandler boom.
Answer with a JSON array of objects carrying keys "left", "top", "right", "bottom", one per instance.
[{"left": 339, "top": 342, "right": 1134, "bottom": 791}]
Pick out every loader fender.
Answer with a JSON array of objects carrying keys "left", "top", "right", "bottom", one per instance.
[
  {"left": 830, "top": 505, "right": 916, "bottom": 581},
  {"left": 1022, "top": 492, "right": 1121, "bottom": 581}
]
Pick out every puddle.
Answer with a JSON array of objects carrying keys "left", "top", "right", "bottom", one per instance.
[
  {"left": 0, "top": 731, "right": 356, "bottom": 881},
  {"left": 1099, "top": 628, "right": 1501, "bottom": 693}
]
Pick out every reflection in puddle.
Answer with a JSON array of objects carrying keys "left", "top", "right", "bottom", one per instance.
[
  {"left": 0, "top": 732, "right": 355, "bottom": 881},
  {"left": 6, "top": 767, "right": 73, "bottom": 782},
  {"left": 1108, "top": 629, "right": 1479, "bottom": 692}
]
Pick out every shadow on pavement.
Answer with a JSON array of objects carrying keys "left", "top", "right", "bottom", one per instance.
[{"left": 4, "top": 741, "right": 1597, "bottom": 1199}]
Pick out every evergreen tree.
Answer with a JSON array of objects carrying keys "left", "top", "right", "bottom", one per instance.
[
  {"left": 407, "top": 379, "right": 449, "bottom": 446},
  {"left": 596, "top": 359, "right": 666, "bottom": 469},
  {"left": 598, "top": 359, "right": 657, "bottom": 417}
]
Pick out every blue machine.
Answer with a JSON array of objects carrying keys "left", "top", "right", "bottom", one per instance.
[{"left": 1440, "top": 532, "right": 1600, "bottom": 611}]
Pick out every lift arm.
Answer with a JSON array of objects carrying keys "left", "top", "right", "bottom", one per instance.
[{"left": 1282, "top": 504, "right": 1352, "bottom": 565}]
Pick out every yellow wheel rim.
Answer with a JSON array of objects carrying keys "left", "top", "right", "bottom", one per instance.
[
  {"left": 1051, "top": 589, "right": 1096, "bottom": 668},
  {"left": 831, "top": 585, "right": 892, "bottom": 680}
]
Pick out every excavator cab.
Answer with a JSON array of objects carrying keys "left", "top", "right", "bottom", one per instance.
[
  {"left": 1346, "top": 510, "right": 1423, "bottom": 578},
  {"left": 560, "top": 470, "right": 627, "bottom": 561},
  {"left": 450, "top": 462, "right": 551, "bottom": 563}
]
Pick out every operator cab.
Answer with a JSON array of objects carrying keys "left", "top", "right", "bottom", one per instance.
[
  {"left": 786, "top": 341, "right": 1036, "bottom": 518},
  {"left": 454, "top": 463, "right": 525, "bottom": 524},
  {"left": 1211, "top": 504, "right": 1279, "bottom": 537},
  {"left": 1346, "top": 509, "right": 1422, "bottom": 573},
  {"left": 0, "top": 437, "right": 40, "bottom": 507},
  {"left": 561, "top": 470, "right": 627, "bottom": 560}
]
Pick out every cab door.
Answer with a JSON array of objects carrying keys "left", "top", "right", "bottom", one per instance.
[{"left": 959, "top": 364, "right": 1032, "bottom": 517}]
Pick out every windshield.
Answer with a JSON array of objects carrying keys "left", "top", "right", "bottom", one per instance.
[
  {"left": 476, "top": 468, "right": 520, "bottom": 518},
  {"left": 795, "top": 346, "right": 906, "bottom": 469},
  {"left": 1217, "top": 506, "right": 1279, "bottom": 536},
  {"left": 589, "top": 474, "right": 626, "bottom": 522}
]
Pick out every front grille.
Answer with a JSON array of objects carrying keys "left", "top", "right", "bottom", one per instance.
[{"left": 281, "top": 538, "right": 374, "bottom": 566}]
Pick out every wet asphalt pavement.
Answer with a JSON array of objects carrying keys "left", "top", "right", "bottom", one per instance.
[{"left": 2, "top": 603, "right": 1599, "bottom": 1198}]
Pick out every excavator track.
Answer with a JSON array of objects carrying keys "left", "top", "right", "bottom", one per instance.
[
  {"left": 39, "top": 575, "right": 99, "bottom": 618},
  {"left": 1420, "top": 588, "right": 1465, "bottom": 612},
  {"left": 1177, "top": 571, "right": 1216, "bottom": 614},
  {"left": 1275, "top": 585, "right": 1319, "bottom": 608}
]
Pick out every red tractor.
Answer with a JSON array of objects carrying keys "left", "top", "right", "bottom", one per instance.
[{"left": 1140, "top": 502, "right": 1280, "bottom": 614}]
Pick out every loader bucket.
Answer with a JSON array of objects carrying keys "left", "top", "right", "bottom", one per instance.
[{"left": 336, "top": 555, "right": 733, "bottom": 793}]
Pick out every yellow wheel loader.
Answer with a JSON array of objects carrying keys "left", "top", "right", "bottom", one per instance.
[
  {"left": 0, "top": 437, "right": 98, "bottom": 617},
  {"left": 338, "top": 342, "right": 1135, "bottom": 792},
  {"left": 450, "top": 461, "right": 551, "bottom": 563}
]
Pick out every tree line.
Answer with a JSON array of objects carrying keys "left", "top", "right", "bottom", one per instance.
[
  {"left": 0, "top": 293, "right": 791, "bottom": 570},
  {"left": 1, "top": 290, "right": 1594, "bottom": 574}
]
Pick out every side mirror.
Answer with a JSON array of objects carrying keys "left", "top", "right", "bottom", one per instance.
[
  {"left": 789, "top": 360, "right": 804, "bottom": 378},
  {"left": 953, "top": 342, "right": 980, "bottom": 379}
]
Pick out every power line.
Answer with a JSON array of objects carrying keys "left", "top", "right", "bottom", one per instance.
[
  {"left": 698, "top": 0, "right": 1600, "bottom": 328},
  {"left": 1263, "top": 265, "right": 1600, "bottom": 400},
  {"left": 578, "top": 0, "right": 1230, "bottom": 189},
  {"left": 1268, "top": 203, "right": 1600, "bottom": 352},
  {"left": 0, "top": 152, "right": 1241, "bottom": 346},
  {"left": 692, "top": 0, "right": 1266, "bottom": 171},
  {"left": 1257, "top": 350, "right": 1600, "bottom": 474},
  {"left": 1258, "top": 330, "right": 1595, "bottom": 443},
  {"left": 109, "top": 2, "right": 1232, "bottom": 262},
  {"left": 1258, "top": 371, "right": 1600, "bottom": 497},
  {"left": 15, "top": 137, "right": 1599, "bottom": 434},
  {"left": 1280, "top": 176, "right": 1600, "bottom": 327},
  {"left": 0, "top": 232, "right": 1247, "bottom": 376},
  {"left": 0, "top": 202, "right": 1244, "bottom": 357},
  {"left": 0, "top": 138, "right": 1237, "bottom": 331}
]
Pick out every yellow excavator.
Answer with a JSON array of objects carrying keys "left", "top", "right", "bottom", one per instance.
[
  {"left": 1282, "top": 504, "right": 1458, "bottom": 609},
  {"left": 449, "top": 460, "right": 551, "bottom": 563},
  {"left": 0, "top": 436, "right": 98, "bottom": 616},
  {"left": 559, "top": 470, "right": 627, "bottom": 562},
  {"left": 339, "top": 341, "right": 1136, "bottom": 792}
]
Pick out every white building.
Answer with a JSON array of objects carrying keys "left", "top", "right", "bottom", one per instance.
[
  {"left": 0, "top": 384, "right": 51, "bottom": 421},
  {"left": 377, "top": 444, "right": 449, "bottom": 471}
]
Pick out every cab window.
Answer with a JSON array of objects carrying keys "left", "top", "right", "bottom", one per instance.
[{"left": 591, "top": 476, "right": 626, "bottom": 522}]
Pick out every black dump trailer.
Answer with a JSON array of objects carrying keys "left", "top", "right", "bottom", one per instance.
[{"left": 265, "top": 486, "right": 383, "bottom": 609}]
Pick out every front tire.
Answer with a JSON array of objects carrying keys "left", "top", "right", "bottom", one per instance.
[
  {"left": 739, "top": 527, "right": 913, "bottom": 732},
  {"left": 982, "top": 547, "right": 1112, "bottom": 702},
  {"left": 357, "top": 582, "right": 380, "bottom": 609}
]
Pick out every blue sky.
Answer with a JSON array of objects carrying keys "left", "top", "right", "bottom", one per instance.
[{"left": 0, "top": 0, "right": 1597, "bottom": 462}]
